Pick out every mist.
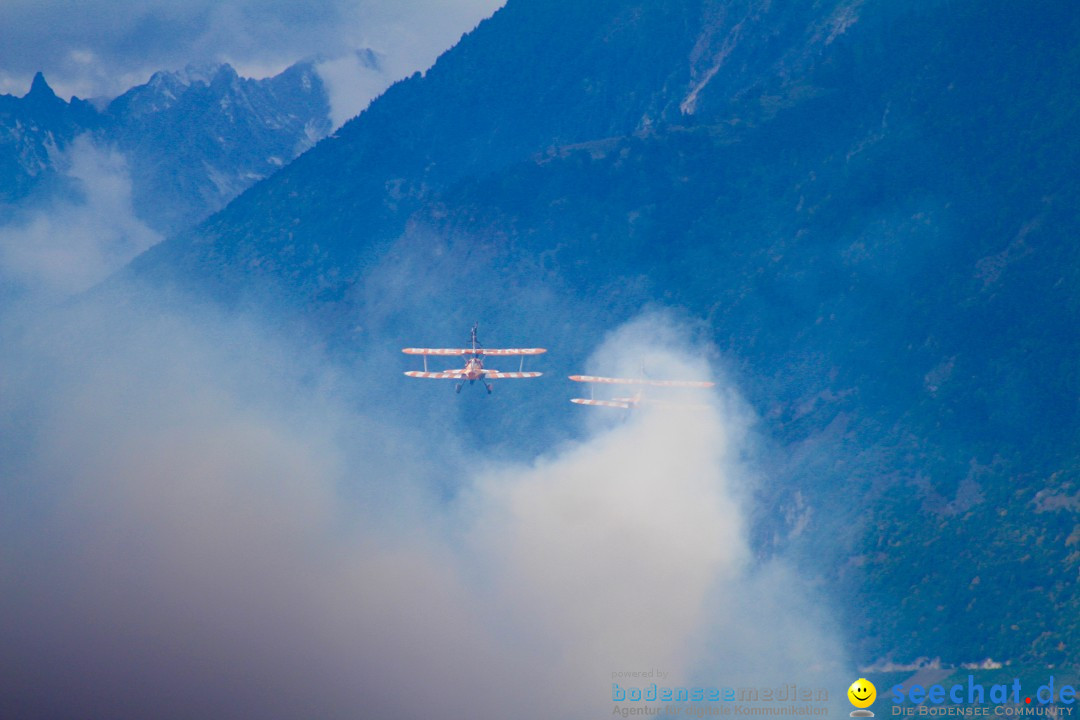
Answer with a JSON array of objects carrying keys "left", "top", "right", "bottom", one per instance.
[
  {"left": 0, "top": 136, "right": 161, "bottom": 304},
  {"left": 0, "top": 287, "right": 846, "bottom": 717},
  {"left": 0, "top": 0, "right": 505, "bottom": 104}
]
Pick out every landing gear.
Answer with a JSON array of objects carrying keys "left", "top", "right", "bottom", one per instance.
[
  {"left": 485, "top": 383, "right": 493, "bottom": 394},
  {"left": 455, "top": 383, "right": 463, "bottom": 394}
]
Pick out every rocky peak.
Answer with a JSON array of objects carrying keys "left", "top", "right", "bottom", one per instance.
[{"left": 26, "top": 72, "right": 56, "bottom": 100}]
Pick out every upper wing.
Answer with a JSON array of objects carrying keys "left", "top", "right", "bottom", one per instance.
[
  {"left": 570, "top": 398, "right": 632, "bottom": 409},
  {"left": 403, "top": 348, "right": 546, "bottom": 356},
  {"left": 569, "top": 374, "right": 714, "bottom": 388},
  {"left": 482, "top": 371, "right": 543, "bottom": 379},
  {"left": 477, "top": 348, "right": 546, "bottom": 356},
  {"left": 404, "top": 370, "right": 466, "bottom": 379},
  {"left": 403, "top": 348, "right": 473, "bottom": 356},
  {"left": 569, "top": 374, "right": 638, "bottom": 385}
]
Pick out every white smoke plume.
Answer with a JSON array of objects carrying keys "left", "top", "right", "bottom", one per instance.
[{"left": 0, "top": 299, "right": 845, "bottom": 718}]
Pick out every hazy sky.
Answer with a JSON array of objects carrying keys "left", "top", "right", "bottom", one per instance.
[{"left": 0, "top": 0, "right": 505, "bottom": 100}]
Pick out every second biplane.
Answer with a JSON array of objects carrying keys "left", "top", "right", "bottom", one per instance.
[
  {"left": 403, "top": 324, "right": 546, "bottom": 394},
  {"left": 569, "top": 372, "right": 714, "bottom": 410}
]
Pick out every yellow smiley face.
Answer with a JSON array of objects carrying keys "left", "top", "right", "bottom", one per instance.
[{"left": 848, "top": 678, "right": 876, "bottom": 708}]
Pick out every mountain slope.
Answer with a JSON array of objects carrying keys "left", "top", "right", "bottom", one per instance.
[
  {"left": 107, "top": 62, "right": 330, "bottom": 234},
  {"left": 0, "top": 62, "right": 331, "bottom": 235},
  {"left": 122, "top": 0, "right": 1080, "bottom": 665},
  {"left": 0, "top": 72, "right": 101, "bottom": 209}
]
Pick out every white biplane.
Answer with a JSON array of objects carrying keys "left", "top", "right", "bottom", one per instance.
[
  {"left": 568, "top": 372, "right": 714, "bottom": 410},
  {"left": 403, "top": 324, "right": 546, "bottom": 394}
]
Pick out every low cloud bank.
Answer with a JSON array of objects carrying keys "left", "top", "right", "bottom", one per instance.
[{"left": 0, "top": 297, "right": 844, "bottom": 718}]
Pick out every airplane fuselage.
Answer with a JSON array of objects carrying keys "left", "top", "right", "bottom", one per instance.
[{"left": 463, "top": 355, "right": 485, "bottom": 381}]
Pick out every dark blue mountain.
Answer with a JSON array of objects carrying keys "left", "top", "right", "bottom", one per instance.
[
  {"left": 0, "top": 72, "right": 101, "bottom": 207},
  {"left": 0, "top": 62, "right": 331, "bottom": 234},
  {"left": 122, "top": 0, "right": 1080, "bottom": 665}
]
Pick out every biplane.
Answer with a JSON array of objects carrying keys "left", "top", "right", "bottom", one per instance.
[
  {"left": 403, "top": 324, "right": 546, "bottom": 394},
  {"left": 568, "top": 372, "right": 714, "bottom": 410}
]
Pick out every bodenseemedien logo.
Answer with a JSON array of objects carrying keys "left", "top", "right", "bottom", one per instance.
[{"left": 609, "top": 675, "right": 830, "bottom": 717}]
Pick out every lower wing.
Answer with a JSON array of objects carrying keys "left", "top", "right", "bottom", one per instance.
[
  {"left": 570, "top": 398, "right": 632, "bottom": 409},
  {"left": 404, "top": 371, "right": 466, "bottom": 379},
  {"left": 482, "top": 371, "right": 542, "bottom": 379}
]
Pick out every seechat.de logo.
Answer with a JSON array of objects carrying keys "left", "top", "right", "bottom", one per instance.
[{"left": 849, "top": 678, "right": 877, "bottom": 717}]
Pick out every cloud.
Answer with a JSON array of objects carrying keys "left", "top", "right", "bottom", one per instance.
[
  {"left": 0, "top": 0, "right": 505, "bottom": 101},
  {"left": 0, "top": 299, "right": 845, "bottom": 718},
  {"left": 0, "top": 135, "right": 161, "bottom": 303},
  {"left": 315, "top": 49, "right": 391, "bottom": 130}
]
